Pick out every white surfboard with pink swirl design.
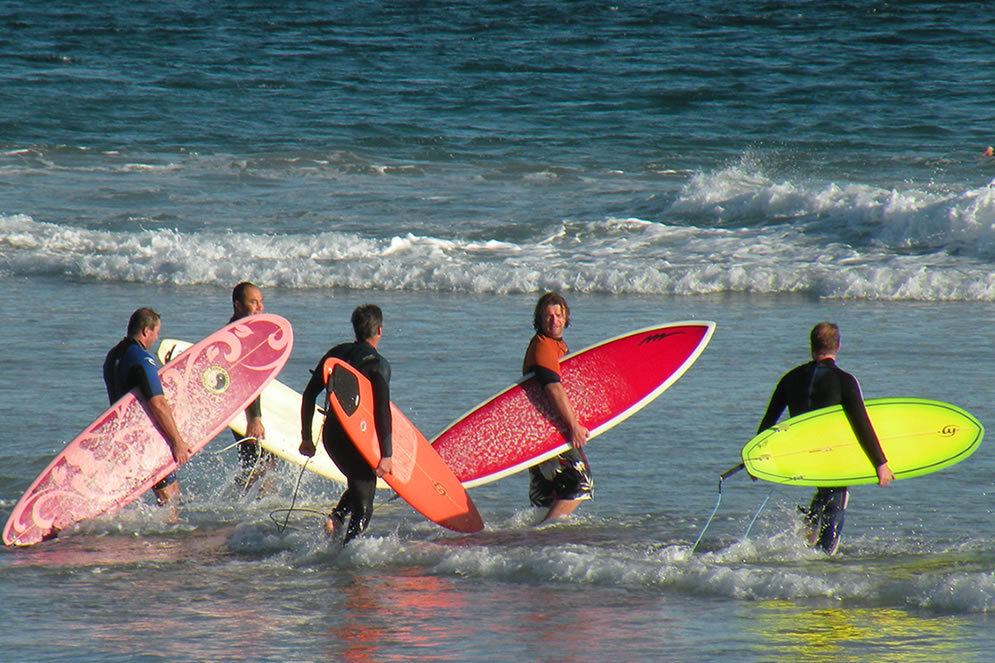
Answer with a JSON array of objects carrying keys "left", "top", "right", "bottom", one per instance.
[{"left": 2, "top": 314, "right": 293, "bottom": 546}]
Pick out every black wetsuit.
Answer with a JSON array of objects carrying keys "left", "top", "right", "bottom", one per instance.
[
  {"left": 229, "top": 314, "right": 272, "bottom": 479},
  {"left": 301, "top": 340, "right": 391, "bottom": 543},
  {"left": 758, "top": 358, "right": 886, "bottom": 554}
]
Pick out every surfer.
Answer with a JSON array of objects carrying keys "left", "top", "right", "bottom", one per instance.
[
  {"left": 756, "top": 322, "right": 894, "bottom": 555},
  {"left": 229, "top": 281, "right": 277, "bottom": 491},
  {"left": 299, "top": 304, "right": 393, "bottom": 543},
  {"left": 523, "top": 292, "right": 594, "bottom": 521},
  {"left": 103, "top": 308, "right": 193, "bottom": 510}
]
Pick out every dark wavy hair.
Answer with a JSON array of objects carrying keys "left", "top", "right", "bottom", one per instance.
[{"left": 532, "top": 292, "right": 570, "bottom": 332}]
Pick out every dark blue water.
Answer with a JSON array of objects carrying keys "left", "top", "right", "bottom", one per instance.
[{"left": 3, "top": 3, "right": 995, "bottom": 661}]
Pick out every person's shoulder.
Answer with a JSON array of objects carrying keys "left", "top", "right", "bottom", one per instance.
[
  {"left": 832, "top": 363, "right": 860, "bottom": 385},
  {"left": 533, "top": 333, "right": 566, "bottom": 353},
  {"left": 123, "top": 341, "right": 152, "bottom": 360},
  {"left": 131, "top": 344, "right": 159, "bottom": 372},
  {"left": 371, "top": 353, "right": 391, "bottom": 377},
  {"left": 325, "top": 342, "right": 354, "bottom": 359},
  {"left": 781, "top": 360, "right": 813, "bottom": 380},
  {"left": 111, "top": 338, "right": 148, "bottom": 365},
  {"left": 104, "top": 339, "right": 122, "bottom": 363},
  {"left": 824, "top": 358, "right": 854, "bottom": 377}
]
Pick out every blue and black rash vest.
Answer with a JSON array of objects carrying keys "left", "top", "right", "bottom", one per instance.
[
  {"left": 758, "top": 358, "right": 887, "bottom": 468},
  {"left": 103, "top": 337, "right": 164, "bottom": 404},
  {"left": 301, "top": 340, "right": 392, "bottom": 459}
]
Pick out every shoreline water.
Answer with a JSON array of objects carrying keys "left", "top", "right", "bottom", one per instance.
[{"left": 4, "top": 2, "right": 995, "bottom": 660}]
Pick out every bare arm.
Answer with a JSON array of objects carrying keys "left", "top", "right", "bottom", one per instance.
[
  {"left": 544, "top": 382, "right": 589, "bottom": 448},
  {"left": 147, "top": 395, "right": 192, "bottom": 465},
  {"left": 876, "top": 462, "right": 895, "bottom": 486},
  {"left": 245, "top": 396, "right": 264, "bottom": 441},
  {"left": 299, "top": 365, "right": 324, "bottom": 458}
]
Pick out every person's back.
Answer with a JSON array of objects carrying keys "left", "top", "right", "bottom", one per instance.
[
  {"left": 317, "top": 340, "right": 391, "bottom": 449},
  {"left": 299, "top": 304, "right": 392, "bottom": 543},
  {"left": 103, "top": 336, "right": 159, "bottom": 404},
  {"left": 757, "top": 322, "right": 892, "bottom": 555}
]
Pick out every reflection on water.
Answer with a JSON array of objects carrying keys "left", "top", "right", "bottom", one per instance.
[
  {"left": 326, "top": 570, "right": 483, "bottom": 662},
  {"left": 748, "top": 600, "right": 972, "bottom": 662}
]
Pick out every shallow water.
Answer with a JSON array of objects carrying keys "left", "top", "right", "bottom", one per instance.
[
  {"left": 2, "top": 283, "right": 994, "bottom": 661},
  {"left": 3, "top": 1, "right": 995, "bottom": 660}
]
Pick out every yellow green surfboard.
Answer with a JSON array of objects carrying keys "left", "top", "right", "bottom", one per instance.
[{"left": 742, "top": 398, "right": 984, "bottom": 486}]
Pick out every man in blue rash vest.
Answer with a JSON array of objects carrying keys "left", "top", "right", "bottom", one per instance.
[
  {"left": 299, "top": 305, "right": 392, "bottom": 543},
  {"left": 756, "top": 322, "right": 894, "bottom": 555},
  {"left": 103, "top": 307, "right": 193, "bottom": 510},
  {"left": 229, "top": 282, "right": 277, "bottom": 490}
]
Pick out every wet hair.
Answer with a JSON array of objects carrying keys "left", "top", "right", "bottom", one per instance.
[
  {"left": 127, "top": 308, "right": 161, "bottom": 337},
  {"left": 232, "top": 281, "right": 259, "bottom": 305},
  {"left": 352, "top": 304, "right": 383, "bottom": 341},
  {"left": 810, "top": 322, "right": 841, "bottom": 356},
  {"left": 532, "top": 291, "right": 570, "bottom": 332}
]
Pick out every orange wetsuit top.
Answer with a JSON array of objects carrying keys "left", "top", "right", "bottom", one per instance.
[{"left": 523, "top": 333, "right": 568, "bottom": 384}]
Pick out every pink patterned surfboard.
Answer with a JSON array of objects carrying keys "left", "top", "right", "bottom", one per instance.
[
  {"left": 3, "top": 314, "right": 293, "bottom": 546},
  {"left": 431, "top": 321, "right": 716, "bottom": 488}
]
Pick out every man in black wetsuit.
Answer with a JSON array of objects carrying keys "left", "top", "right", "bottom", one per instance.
[
  {"left": 229, "top": 281, "right": 277, "bottom": 490},
  {"left": 757, "top": 322, "right": 894, "bottom": 555},
  {"left": 298, "top": 305, "right": 392, "bottom": 543}
]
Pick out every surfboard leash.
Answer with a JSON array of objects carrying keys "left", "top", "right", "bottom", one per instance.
[
  {"left": 277, "top": 457, "right": 311, "bottom": 533},
  {"left": 741, "top": 490, "right": 772, "bottom": 541},
  {"left": 212, "top": 436, "right": 258, "bottom": 455},
  {"left": 690, "top": 462, "right": 745, "bottom": 553}
]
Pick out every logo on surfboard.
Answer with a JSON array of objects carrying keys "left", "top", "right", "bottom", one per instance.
[
  {"left": 202, "top": 366, "right": 231, "bottom": 394},
  {"left": 638, "top": 330, "right": 682, "bottom": 345}
]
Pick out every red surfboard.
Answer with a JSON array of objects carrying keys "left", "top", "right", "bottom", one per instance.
[
  {"left": 431, "top": 321, "right": 716, "bottom": 487},
  {"left": 324, "top": 358, "right": 483, "bottom": 533},
  {"left": 3, "top": 314, "right": 294, "bottom": 546}
]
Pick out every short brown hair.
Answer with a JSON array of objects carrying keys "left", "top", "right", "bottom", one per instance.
[
  {"left": 127, "top": 308, "right": 160, "bottom": 337},
  {"left": 352, "top": 304, "right": 383, "bottom": 341},
  {"left": 810, "top": 322, "right": 840, "bottom": 356},
  {"left": 232, "top": 281, "right": 259, "bottom": 305}
]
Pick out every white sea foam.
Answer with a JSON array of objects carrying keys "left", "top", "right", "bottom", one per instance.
[
  {"left": 210, "top": 508, "right": 995, "bottom": 614},
  {"left": 2, "top": 188, "right": 993, "bottom": 301}
]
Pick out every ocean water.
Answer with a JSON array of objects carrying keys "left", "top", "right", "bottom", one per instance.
[{"left": 2, "top": 2, "right": 995, "bottom": 661}]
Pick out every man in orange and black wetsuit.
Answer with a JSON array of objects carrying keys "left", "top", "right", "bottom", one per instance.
[
  {"left": 524, "top": 292, "right": 593, "bottom": 522},
  {"left": 757, "top": 322, "right": 894, "bottom": 555}
]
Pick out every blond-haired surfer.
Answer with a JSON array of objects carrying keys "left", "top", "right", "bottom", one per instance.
[
  {"left": 523, "top": 292, "right": 593, "bottom": 522},
  {"left": 757, "top": 322, "right": 894, "bottom": 554}
]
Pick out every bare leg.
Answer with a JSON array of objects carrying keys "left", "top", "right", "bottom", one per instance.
[
  {"left": 541, "top": 499, "right": 582, "bottom": 522},
  {"left": 154, "top": 482, "right": 180, "bottom": 522}
]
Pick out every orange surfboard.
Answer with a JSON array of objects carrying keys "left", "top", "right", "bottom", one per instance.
[{"left": 323, "top": 357, "right": 483, "bottom": 533}]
